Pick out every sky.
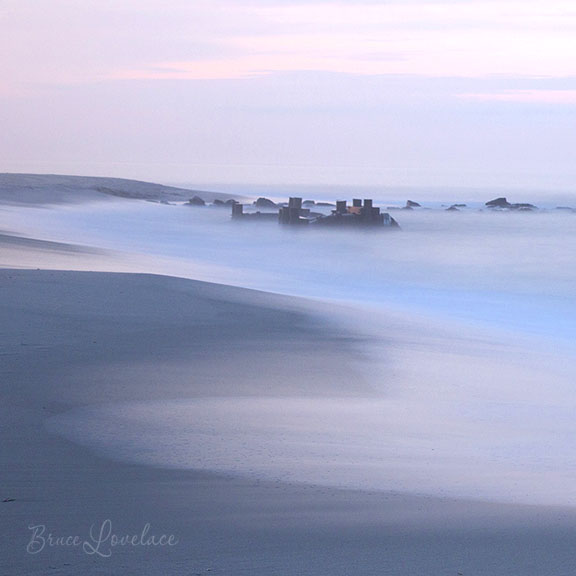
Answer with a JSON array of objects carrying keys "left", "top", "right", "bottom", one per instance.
[{"left": 2, "top": 0, "right": 576, "bottom": 190}]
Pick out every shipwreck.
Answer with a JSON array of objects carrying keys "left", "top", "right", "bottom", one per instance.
[{"left": 232, "top": 197, "right": 400, "bottom": 229}]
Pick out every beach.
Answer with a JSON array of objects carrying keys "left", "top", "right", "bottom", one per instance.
[{"left": 2, "top": 176, "right": 576, "bottom": 575}]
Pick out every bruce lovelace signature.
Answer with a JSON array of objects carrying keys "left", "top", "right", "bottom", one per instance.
[{"left": 27, "top": 520, "right": 179, "bottom": 557}]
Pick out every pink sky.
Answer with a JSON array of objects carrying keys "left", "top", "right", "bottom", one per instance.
[
  {"left": 2, "top": 0, "right": 576, "bottom": 188},
  {"left": 4, "top": 1, "right": 576, "bottom": 86}
]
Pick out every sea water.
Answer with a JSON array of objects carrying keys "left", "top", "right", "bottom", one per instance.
[
  {"left": 8, "top": 194, "right": 576, "bottom": 344},
  {"left": 9, "top": 189, "right": 576, "bottom": 504}
]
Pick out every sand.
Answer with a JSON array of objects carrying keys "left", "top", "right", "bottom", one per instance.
[
  {"left": 2, "top": 178, "right": 576, "bottom": 575},
  {"left": 2, "top": 269, "right": 576, "bottom": 576}
]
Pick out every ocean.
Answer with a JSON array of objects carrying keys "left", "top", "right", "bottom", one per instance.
[{"left": 10, "top": 185, "right": 576, "bottom": 505}]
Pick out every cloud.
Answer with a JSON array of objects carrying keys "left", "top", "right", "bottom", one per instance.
[
  {"left": 110, "top": 2, "right": 576, "bottom": 81},
  {"left": 460, "top": 89, "right": 576, "bottom": 105},
  {"left": 3, "top": 0, "right": 576, "bottom": 94}
]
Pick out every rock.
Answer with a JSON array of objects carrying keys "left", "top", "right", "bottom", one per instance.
[
  {"left": 302, "top": 200, "right": 316, "bottom": 206},
  {"left": 485, "top": 197, "right": 511, "bottom": 208},
  {"left": 556, "top": 206, "right": 575, "bottom": 212},
  {"left": 446, "top": 206, "right": 460, "bottom": 211},
  {"left": 187, "top": 196, "right": 205, "bottom": 206},
  {"left": 213, "top": 199, "right": 238, "bottom": 207},
  {"left": 486, "top": 197, "right": 537, "bottom": 210},
  {"left": 253, "top": 197, "right": 277, "bottom": 208},
  {"left": 406, "top": 200, "right": 421, "bottom": 208}
]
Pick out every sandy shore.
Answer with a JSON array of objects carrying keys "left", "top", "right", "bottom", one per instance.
[{"left": 1, "top": 268, "right": 576, "bottom": 576}]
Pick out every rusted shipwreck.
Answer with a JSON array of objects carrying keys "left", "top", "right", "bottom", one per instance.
[{"left": 232, "top": 197, "right": 399, "bottom": 229}]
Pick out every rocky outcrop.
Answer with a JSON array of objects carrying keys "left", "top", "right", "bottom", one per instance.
[
  {"left": 486, "top": 197, "right": 510, "bottom": 208},
  {"left": 187, "top": 196, "right": 206, "bottom": 206},
  {"left": 485, "top": 197, "right": 537, "bottom": 211},
  {"left": 253, "top": 197, "right": 277, "bottom": 208},
  {"left": 212, "top": 198, "right": 238, "bottom": 207}
]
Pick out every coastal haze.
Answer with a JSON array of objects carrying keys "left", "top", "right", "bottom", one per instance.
[
  {"left": 3, "top": 0, "right": 576, "bottom": 574},
  {"left": 2, "top": 175, "right": 576, "bottom": 574}
]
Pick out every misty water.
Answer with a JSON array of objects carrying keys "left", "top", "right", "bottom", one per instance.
[
  {"left": 11, "top": 192, "right": 576, "bottom": 505},
  {"left": 10, "top": 195, "right": 576, "bottom": 344}
]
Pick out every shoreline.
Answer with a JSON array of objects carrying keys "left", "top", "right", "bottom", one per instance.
[
  {"left": 3, "top": 269, "right": 576, "bottom": 575},
  {"left": 2, "top": 181, "right": 576, "bottom": 574}
]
